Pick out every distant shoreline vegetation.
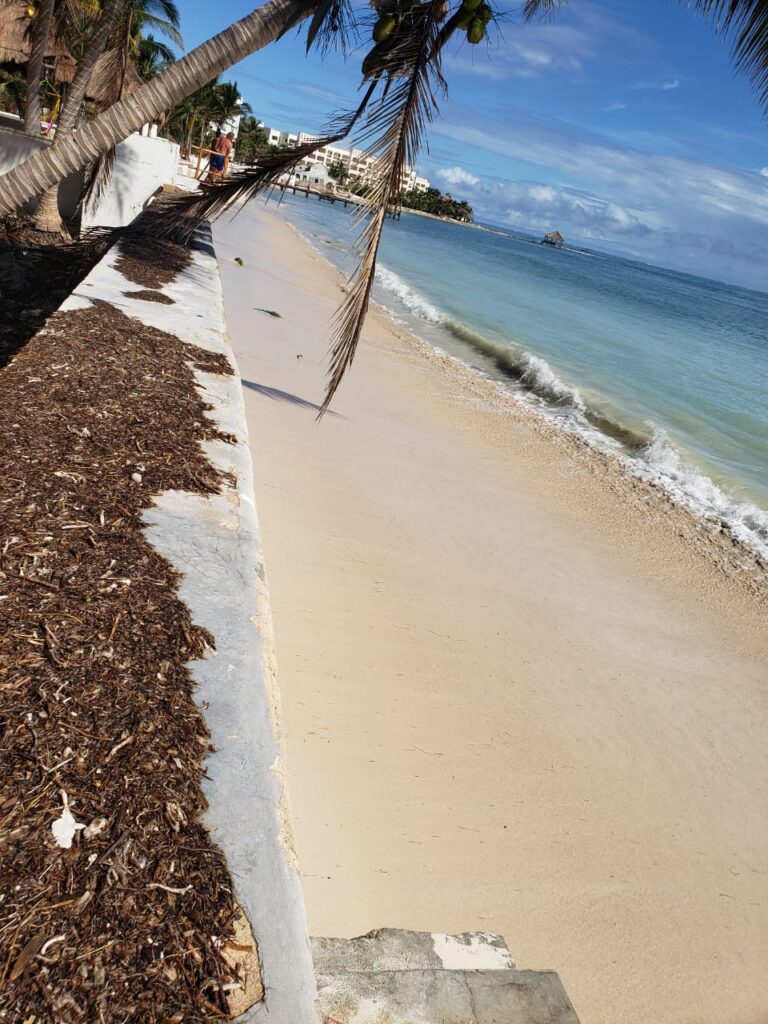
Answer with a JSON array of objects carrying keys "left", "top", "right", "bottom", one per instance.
[
  {"left": 346, "top": 181, "right": 472, "bottom": 223},
  {"left": 399, "top": 187, "right": 473, "bottom": 223}
]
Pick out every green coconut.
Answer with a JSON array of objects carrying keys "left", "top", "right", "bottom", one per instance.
[
  {"left": 373, "top": 13, "right": 397, "bottom": 42},
  {"left": 466, "top": 17, "right": 485, "bottom": 43}
]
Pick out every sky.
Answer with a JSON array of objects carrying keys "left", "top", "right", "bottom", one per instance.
[{"left": 179, "top": 0, "right": 768, "bottom": 290}]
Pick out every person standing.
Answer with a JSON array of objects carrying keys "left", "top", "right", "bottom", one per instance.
[{"left": 209, "top": 130, "right": 234, "bottom": 182}]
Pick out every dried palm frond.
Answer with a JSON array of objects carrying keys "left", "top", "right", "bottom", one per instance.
[
  {"left": 321, "top": 0, "right": 447, "bottom": 414},
  {"left": 151, "top": 85, "right": 377, "bottom": 241},
  {"left": 79, "top": 145, "right": 116, "bottom": 216}
]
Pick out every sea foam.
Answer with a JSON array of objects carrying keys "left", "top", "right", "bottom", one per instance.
[
  {"left": 376, "top": 265, "right": 444, "bottom": 323},
  {"left": 285, "top": 213, "right": 768, "bottom": 564},
  {"left": 374, "top": 260, "right": 768, "bottom": 561}
]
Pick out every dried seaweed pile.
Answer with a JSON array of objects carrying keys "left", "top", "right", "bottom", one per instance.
[
  {"left": 114, "top": 236, "right": 192, "bottom": 291},
  {"left": 122, "top": 290, "right": 175, "bottom": 306},
  {"left": 0, "top": 292, "right": 251, "bottom": 1021}
]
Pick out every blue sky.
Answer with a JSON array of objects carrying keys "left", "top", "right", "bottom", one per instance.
[{"left": 180, "top": 0, "right": 768, "bottom": 290}]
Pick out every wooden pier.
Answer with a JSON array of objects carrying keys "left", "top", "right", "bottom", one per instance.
[{"left": 275, "top": 183, "right": 401, "bottom": 218}]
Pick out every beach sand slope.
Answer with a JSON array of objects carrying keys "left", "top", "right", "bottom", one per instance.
[{"left": 214, "top": 205, "right": 768, "bottom": 1024}]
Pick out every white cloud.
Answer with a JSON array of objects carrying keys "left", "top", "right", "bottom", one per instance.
[
  {"left": 632, "top": 77, "right": 683, "bottom": 91},
  {"left": 437, "top": 166, "right": 480, "bottom": 187},
  {"left": 429, "top": 116, "right": 768, "bottom": 289}
]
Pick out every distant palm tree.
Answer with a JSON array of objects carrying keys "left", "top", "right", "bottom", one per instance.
[
  {"left": 210, "top": 80, "right": 252, "bottom": 130},
  {"left": 23, "top": 0, "right": 55, "bottom": 133},
  {"left": 133, "top": 31, "right": 174, "bottom": 80}
]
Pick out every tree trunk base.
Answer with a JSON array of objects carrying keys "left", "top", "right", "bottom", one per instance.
[{"left": 33, "top": 186, "right": 65, "bottom": 236}]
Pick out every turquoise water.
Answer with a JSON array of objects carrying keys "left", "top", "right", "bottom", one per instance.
[{"left": 271, "top": 193, "right": 768, "bottom": 558}]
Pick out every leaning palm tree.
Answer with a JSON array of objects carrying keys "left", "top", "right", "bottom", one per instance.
[
  {"left": 33, "top": 0, "right": 181, "bottom": 229},
  {"left": 0, "top": 0, "right": 314, "bottom": 218},
  {"left": 2, "top": 0, "right": 767, "bottom": 405}
]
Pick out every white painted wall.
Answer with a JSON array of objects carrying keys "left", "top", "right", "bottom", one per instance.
[
  {"left": 82, "top": 133, "right": 180, "bottom": 229},
  {"left": 0, "top": 114, "right": 84, "bottom": 216},
  {"left": 0, "top": 116, "right": 179, "bottom": 228}
]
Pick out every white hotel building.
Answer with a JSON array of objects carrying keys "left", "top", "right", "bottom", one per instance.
[{"left": 261, "top": 125, "right": 430, "bottom": 193}]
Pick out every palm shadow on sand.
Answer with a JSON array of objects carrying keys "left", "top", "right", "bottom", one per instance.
[{"left": 242, "top": 380, "right": 342, "bottom": 418}]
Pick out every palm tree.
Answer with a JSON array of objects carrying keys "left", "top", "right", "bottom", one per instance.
[
  {"left": 210, "top": 80, "right": 252, "bottom": 130},
  {"left": 3, "top": 0, "right": 765, "bottom": 220},
  {"left": 34, "top": 0, "right": 181, "bottom": 229},
  {"left": 0, "top": 0, "right": 311, "bottom": 219},
  {"left": 23, "top": 0, "right": 55, "bottom": 133},
  {"left": 133, "top": 31, "right": 174, "bottom": 80}
]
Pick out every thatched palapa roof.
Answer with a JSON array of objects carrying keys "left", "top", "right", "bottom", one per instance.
[
  {"left": 542, "top": 230, "right": 565, "bottom": 248},
  {"left": 0, "top": 0, "right": 76, "bottom": 83},
  {"left": 87, "top": 47, "right": 142, "bottom": 105}
]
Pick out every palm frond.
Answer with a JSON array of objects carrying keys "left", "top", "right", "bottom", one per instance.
[
  {"left": 321, "top": 0, "right": 447, "bottom": 414},
  {"left": 520, "top": 0, "right": 567, "bottom": 22},
  {"left": 150, "top": 88, "right": 377, "bottom": 241},
  {"left": 305, "top": 0, "right": 357, "bottom": 54},
  {"left": 692, "top": 0, "right": 768, "bottom": 111},
  {"left": 134, "top": 10, "right": 184, "bottom": 48}
]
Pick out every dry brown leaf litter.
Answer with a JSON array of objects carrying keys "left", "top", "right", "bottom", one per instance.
[{"left": 0, "top": 287, "right": 259, "bottom": 1021}]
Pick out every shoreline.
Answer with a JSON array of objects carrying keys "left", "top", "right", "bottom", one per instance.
[
  {"left": 215, "top": 203, "right": 768, "bottom": 1024},
  {"left": 281, "top": 206, "right": 768, "bottom": 589}
]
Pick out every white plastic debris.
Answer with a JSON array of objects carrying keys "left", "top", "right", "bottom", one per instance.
[
  {"left": 83, "top": 817, "right": 108, "bottom": 840},
  {"left": 51, "top": 791, "right": 85, "bottom": 849},
  {"left": 131, "top": 472, "right": 143, "bottom": 484}
]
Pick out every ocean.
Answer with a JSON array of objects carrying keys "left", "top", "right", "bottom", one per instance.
[{"left": 269, "top": 192, "right": 768, "bottom": 560}]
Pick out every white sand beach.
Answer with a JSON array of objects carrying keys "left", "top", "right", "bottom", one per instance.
[{"left": 214, "top": 204, "right": 768, "bottom": 1024}]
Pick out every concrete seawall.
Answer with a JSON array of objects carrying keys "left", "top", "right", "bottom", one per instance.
[{"left": 58, "top": 226, "right": 318, "bottom": 1022}]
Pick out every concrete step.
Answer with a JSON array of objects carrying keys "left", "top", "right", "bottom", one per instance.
[
  {"left": 315, "top": 967, "right": 580, "bottom": 1024},
  {"left": 311, "top": 928, "right": 515, "bottom": 974}
]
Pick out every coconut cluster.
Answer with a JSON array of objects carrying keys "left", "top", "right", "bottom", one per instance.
[
  {"left": 454, "top": 0, "right": 492, "bottom": 43},
  {"left": 364, "top": 0, "right": 492, "bottom": 77}
]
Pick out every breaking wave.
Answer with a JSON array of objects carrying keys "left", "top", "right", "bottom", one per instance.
[
  {"left": 375, "top": 265, "right": 443, "bottom": 323},
  {"left": 374, "top": 261, "right": 768, "bottom": 561},
  {"left": 636, "top": 433, "right": 768, "bottom": 556}
]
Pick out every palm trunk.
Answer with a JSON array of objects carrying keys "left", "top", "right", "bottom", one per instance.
[
  {"left": 23, "top": 0, "right": 55, "bottom": 135},
  {"left": 34, "top": 0, "right": 123, "bottom": 232},
  {"left": 55, "top": 0, "right": 122, "bottom": 139},
  {"left": 0, "top": 0, "right": 309, "bottom": 219}
]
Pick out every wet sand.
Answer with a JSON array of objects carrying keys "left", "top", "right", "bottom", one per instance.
[{"left": 214, "top": 204, "right": 768, "bottom": 1024}]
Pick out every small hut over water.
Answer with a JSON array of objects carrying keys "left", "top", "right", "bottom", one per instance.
[{"left": 541, "top": 230, "right": 565, "bottom": 248}]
